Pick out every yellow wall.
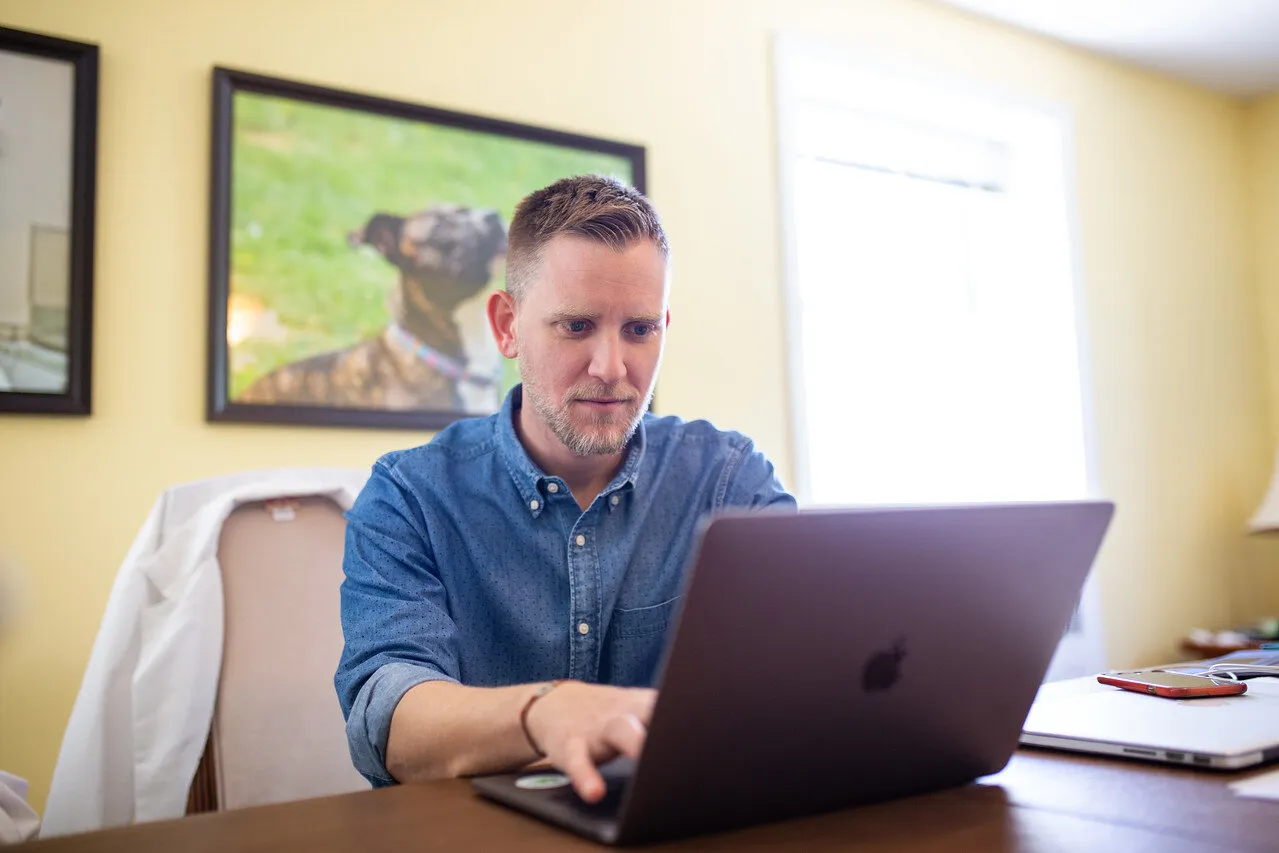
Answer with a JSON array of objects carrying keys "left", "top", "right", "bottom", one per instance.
[
  {"left": 1243, "top": 92, "right": 1279, "bottom": 631},
  {"left": 1, "top": 0, "right": 1276, "bottom": 815},
  {"left": 1248, "top": 94, "right": 1279, "bottom": 456}
]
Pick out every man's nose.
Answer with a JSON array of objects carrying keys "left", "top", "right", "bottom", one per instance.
[{"left": 587, "top": 335, "right": 626, "bottom": 384}]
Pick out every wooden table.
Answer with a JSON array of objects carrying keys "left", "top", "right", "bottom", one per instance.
[{"left": 26, "top": 750, "right": 1279, "bottom": 852}]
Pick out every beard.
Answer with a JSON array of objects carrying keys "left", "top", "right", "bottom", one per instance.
[{"left": 521, "top": 371, "right": 654, "bottom": 457}]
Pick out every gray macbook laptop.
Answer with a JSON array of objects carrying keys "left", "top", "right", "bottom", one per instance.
[
  {"left": 472, "top": 501, "right": 1115, "bottom": 845},
  {"left": 1021, "top": 669, "right": 1279, "bottom": 769}
]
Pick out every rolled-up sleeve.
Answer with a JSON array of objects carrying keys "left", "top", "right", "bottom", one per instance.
[
  {"left": 720, "top": 438, "right": 798, "bottom": 511},
  {"left": 335, "top": 458, "right": 461, "bottom": 786}
]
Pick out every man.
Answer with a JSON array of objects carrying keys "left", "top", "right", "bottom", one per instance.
[{"left": 336, "top": 175, "right": 794, "bottom": 804}]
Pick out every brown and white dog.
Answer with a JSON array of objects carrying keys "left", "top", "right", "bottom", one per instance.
[{"left": 237, "top": 204, "right": 507, "bottom": 411}]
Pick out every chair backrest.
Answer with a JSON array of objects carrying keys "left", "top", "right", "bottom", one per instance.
[{"left": 187, "top": 495, "right": 367, "bottom": 813}]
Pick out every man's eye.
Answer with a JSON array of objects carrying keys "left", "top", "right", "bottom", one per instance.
[
  {"left": 566, "top": 320, "right": 589, "bottom": 334},
  {"left": 630, "top": 323, "right": 653, "bottom": 337}
]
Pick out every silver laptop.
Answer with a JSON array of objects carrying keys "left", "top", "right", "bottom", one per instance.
[
  {"left": 1021, "top": 670, "right": 1279, "bottom": 769},
  {"left": 473, "top": 501, "right": 1115, "bottom": 845}
]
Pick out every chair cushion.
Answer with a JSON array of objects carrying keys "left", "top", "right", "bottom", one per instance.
[{"left": 211, "top": 496, "right": 368, "bottom": 810}]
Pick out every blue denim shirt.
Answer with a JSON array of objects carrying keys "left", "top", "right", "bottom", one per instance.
[{"left": 336, "top": 385, "right": 795, "bottom": 785}]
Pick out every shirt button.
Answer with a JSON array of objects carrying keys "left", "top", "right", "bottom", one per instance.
[
  {"left": 575, "top": 534, "right": 586, "bottom": 547},
  {"left": 529, "top": 499, "right": 539, "bottom": 511},
  {"left": 547, "top": 483, "right": 559, "bottom": 494},
  {"left": 578, "top": 622, "right": 590, "bottom": 635},
  {"left": 610, "top": 495, "right": 619, "bottom": 506}
]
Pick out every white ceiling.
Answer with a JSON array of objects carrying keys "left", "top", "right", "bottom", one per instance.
[{"left": 932, "top": 0, "right": 1279, "bottom": 99}]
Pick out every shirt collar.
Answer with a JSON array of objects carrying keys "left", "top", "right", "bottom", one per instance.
[{"left": 497, "top": 384, "right": 647, "bottom": 517}]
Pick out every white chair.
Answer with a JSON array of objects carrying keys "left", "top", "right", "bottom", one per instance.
[{"left": 186, "top": 494, "right": 368, "bottom": 813}]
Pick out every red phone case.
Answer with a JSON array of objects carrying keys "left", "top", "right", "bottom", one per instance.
[{"left": 1096, "top": 674, "right": 1247, "bottom": 699}]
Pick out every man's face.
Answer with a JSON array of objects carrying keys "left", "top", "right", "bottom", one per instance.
[{"left": 514, "top": 235, "right": 669, "bottom": 456}]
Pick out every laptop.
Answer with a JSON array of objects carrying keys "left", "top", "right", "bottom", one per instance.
[
  {"left": 1020, "top": 667, "right": 1279, "bottom": 770},
  {"left": 472, "top": 501, "right": 1115, "bottom": 845}
]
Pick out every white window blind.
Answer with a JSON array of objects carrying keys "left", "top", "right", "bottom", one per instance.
[
  {"left": 775, "top": 41, "right": 1103, "bottom": 680},
  {"left": 779, "top": 48, "right": 1093, "bottom": 509}
]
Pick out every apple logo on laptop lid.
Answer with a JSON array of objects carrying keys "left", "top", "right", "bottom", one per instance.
[{"left": 863, "top": 638, "right": 908, "bottom": 692}]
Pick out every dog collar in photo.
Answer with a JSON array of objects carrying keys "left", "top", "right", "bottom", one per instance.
[{"left": 388, "top": 324, "right": 499, "bottom": 388}]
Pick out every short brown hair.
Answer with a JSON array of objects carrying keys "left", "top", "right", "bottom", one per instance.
[{"left": 505, "top": 175, "right": 669, "bottom": 301}]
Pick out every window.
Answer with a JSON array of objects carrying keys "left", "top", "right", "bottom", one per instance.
[{"left": 775, "top": 39, "right": 1103, "bottom": 679}]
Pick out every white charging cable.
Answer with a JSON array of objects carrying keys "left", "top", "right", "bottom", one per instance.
[
  {"left": 1101, "top": 664, "right": 1279, "bottom": 681},
  {"left": 1191, "top": 664, "right": 1279, "bottom": 681}
]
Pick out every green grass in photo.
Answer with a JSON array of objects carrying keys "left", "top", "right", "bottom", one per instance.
[{"left": 228, "top": 91, "right": 634, "bottom": 400}]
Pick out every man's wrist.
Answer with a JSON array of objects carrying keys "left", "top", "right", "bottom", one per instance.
[{"left": 519, "top": 679, "right": 566, "bottom": 757}]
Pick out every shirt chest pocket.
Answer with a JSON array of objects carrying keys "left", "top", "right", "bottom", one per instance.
[{"left": 601, "top": 596, "right": 680, "bottom": 686}]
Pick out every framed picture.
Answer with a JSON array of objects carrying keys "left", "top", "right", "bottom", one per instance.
[
  {"left": 207, "top": 68, "right": 646, "bottom": 430},
  {"left": 0, "top": 27, "right": 98, "bottom": 415}
]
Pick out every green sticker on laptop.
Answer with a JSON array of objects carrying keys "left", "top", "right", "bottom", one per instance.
[{"left": 515, "top": 773, "right": 570, "bottom": 791}]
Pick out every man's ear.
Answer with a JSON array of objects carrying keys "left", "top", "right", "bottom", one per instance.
[{"left": 487, "top": 290, "right": 519, "bottom": 359}]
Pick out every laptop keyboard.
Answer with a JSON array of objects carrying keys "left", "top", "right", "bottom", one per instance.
[
  {"left": 548, "top": 780, "right": 626, "bottom": 817},
  {"left": 547, "top": 757, "right": 634, "bottom": 818}
]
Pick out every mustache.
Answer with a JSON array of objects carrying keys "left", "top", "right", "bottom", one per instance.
[{"left": 564, "top": 383, "right": 639, "bottom": 402}]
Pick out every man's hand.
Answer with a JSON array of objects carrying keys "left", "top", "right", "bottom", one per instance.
[{"left": 523, "top": 681, "right": 657, "bottom": 803}]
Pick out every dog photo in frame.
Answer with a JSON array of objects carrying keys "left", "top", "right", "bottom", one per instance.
[{"left": 207, "top": 68, "right": 646, "bottom": 430}]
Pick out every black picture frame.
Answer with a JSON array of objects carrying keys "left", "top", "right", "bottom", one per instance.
[
  {"left": 0, "top": 27, "right": 98, "bottom": 415},
  {"left": 207, "top": 67, "right": 647, "bottom": 430}
]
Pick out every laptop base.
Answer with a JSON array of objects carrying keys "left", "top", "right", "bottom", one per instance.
[{"left": 472, "top": 758, "right": 634, "bottom": 844}]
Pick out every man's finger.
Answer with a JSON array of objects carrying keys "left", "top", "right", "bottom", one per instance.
[
  {"left": 630, "top": 689, "right": 658, "bottom": 724},
  {"left": 603, "top": 713, "right": 647, "bottom": 760},
  {"left": 560, "top": 737, "right": 606, "bottom": 803}
]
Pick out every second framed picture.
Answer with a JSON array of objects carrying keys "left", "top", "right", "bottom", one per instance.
[
  {"left": 0, "top": 26, "right": 98, "bottom": 416},
  {"left": 207, "top": 68, "right": 646, "bottom": 430}
]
